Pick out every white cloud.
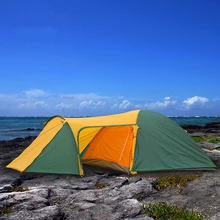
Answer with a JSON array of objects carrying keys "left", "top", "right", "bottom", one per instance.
[
  {"left": 182, "top": 96, "right": 209, "bottom": 109},
  {"left": 17, "top": 101, "right": 48, "bottom": 109},
  {"left": 59, "top": 93, "right": 110, "bottom": 100},
  {"left": 112, "top": 103, "right": 118, "bottom": 109},
  {"left": 55, "top": 103, "right": 73, "bottom": 110},
  {"left": 112, "top": 100, "right": 132, "bottom": 110},
  {"left": 144, "top": 97, "right": 176, "bottom": 109},
  {"left": 119, "top": 100, "right": 132, "bottom": 109},
  {"left": 24, "top": 89, "right": 49, "bottom": 98},
  {"left": 79, "top": 100, "right": 106, "bottom": 109},
  {"left": 33, "top": 101, "right": 47, "bottom": 107}
]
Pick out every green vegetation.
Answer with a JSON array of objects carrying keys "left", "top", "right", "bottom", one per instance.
[
  {"left": 0, "top": 205, "right": 12, "bottom": 216},
  {"left": 209, "top": 137, "right": 220, "bottom": 144},
  {"left": 142, "top": 202, "right": 206, "bottom": 220},
  {"left": 193, "top": 135, "right": 220, "bottom": 144},
  {"left": 11, "top": 185, "right": 29, "bottom": 192},
  {"left": 95, "top": 182, "right": 108, "bottom": 189},
  {"left": 135, "top": 194, "right": 144, "bottom": 201},
  {"left": 154, "top": 174, "right": 201, "bottom": 191},
  {"left": 193, "top": 136, "right": 206, "bottom": 143}
]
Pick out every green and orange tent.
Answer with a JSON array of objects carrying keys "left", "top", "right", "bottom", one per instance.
[{"left": 7, "top": 110, "right": 216, "bottom": 175}]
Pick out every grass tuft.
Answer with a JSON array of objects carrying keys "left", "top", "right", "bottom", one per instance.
[
  {"left": 193, "top": 136, "right": 220, "bottom": 144},
  {"left": 95, "top": 183, "right": 108, "bottom": 189},
  {"left": 11, "top": 185, "right": 29, "bottom": 192},
  {"left": 135, "top": 194, "right": 144, "bottom": 201},
  {"left": 0, "top": 205, "right": 12, "bottom": 216},
  {"left": 154, "top": 174, "right": 201, "bottom": 192},
  {"left": 142, "top": 202, "right": 206, "bottom": 220},
  {"left": 193, "top": 136, "right": 206, "bottom": 142},
  {"left": 208, "top": 137, "right": 220, "bottom": 144}
]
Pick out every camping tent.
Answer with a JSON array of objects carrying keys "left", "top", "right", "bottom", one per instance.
[{"left": 7, "top": 110, "right": 216, "bottom": 175}]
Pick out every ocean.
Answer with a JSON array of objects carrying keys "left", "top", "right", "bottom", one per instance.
[{"left": 1, "top": 116, "right": 220, "bottom": 141}]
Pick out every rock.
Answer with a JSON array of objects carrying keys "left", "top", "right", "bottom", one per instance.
[
  {"left": 102, "top": 178, "right": 153, "bottom": 205},
  {"left": 26, "top": 128, "right": 35, "bottom": 131},
  {"left": 116, "top": 199, "right": 142, "bottom": 218},
  {"left": 47, "top": 176, "right": 154, "bottom": 220},
  {"left": 0, "top": 187, "right": 50, "bottom": 211},
  {"left": 211, "top": 213, "right": 220, "bottom": 220},
  {"left": 181, "top": 122, "right": 220, "bottom": 135},
  {"left": 0, "top": 185, "right": 12, "bottom": 193},
  {"left": 0, "top": 206, "right": 64, "bottom": 220},
  {"left": 181, "top": 124, "right": 203, "bottom": 130},
  {"left": 119, "top": 179, "right": 153, "bottom": 199},
  {"left": 74, "top": 203, "right": 114, "bottom": 220},
  {"left": 0, "top": 187, "right": 63, "bottom": 220},
  {"left": 199, "top": 142, "right": 220, "bottom": 150},
  {"left": 203, "top": 149, "right": 220, "bottom": 167},
  {"left": 0, "top": 175, "right": 23, "bottom": 189},
  {"left": 205, "top": 122, "right": 220, "bottom": 129}
]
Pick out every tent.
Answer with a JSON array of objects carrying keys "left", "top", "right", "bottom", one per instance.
[{"left": 7, "top": 110, "right": 216, "bottom": 175}]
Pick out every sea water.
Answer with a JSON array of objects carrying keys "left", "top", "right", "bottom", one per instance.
[
  {"left": 0, "top": 117, "right": 49, "bottom": 140},
  {"left": 0, "top": 116, "right": 220, "bottom": 141}
]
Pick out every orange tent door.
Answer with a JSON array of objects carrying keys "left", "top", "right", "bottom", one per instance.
[{"left": 82, "top": 126, "right": 134, "bottom": 172}]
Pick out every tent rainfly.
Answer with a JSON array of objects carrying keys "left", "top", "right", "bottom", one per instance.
[{"left": 7, "top": 110, "right": 216, "bottom": 175}]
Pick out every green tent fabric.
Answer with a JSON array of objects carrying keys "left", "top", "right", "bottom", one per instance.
[
  {"left": 25, "top": 123, "right": 81, "bottom": 175},
  {"left": 132, "top": 111, "right": 215, "bottom": 171}
]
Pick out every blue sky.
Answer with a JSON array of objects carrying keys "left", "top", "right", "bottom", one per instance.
[{"left": 0, "top": 0, "right": 220, "bottom": 116}]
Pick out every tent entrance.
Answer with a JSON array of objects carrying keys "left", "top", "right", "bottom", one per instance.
[{"left": 79, "top": 125, "right": 135, "bottom": 173}]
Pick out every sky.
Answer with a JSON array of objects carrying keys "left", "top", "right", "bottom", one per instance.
[{"left": 0, "top": 0, "right": 220, "bottom": 116}]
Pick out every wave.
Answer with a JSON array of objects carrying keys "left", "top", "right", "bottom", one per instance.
[{"left": 2, "top": 128, "right": 42, "bottom": 132}]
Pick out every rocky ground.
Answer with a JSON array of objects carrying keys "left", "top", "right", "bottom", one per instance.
[{"left": 0, "top": 123, "right": 220, "bottom": 220}]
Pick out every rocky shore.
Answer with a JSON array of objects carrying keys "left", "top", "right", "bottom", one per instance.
[{"left": 0, "top": 123, "right": 220, "bottom": 220}]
